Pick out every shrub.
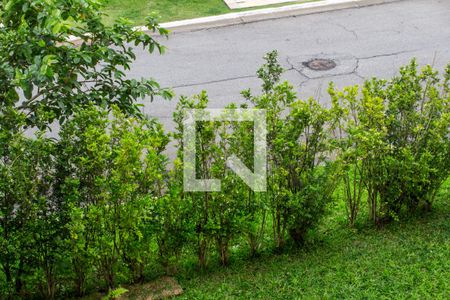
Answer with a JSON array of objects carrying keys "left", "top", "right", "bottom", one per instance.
[
  {"left": 226, "top": 104, "right": 267, "bottom": 257},
  {"left": 330, "top": 59, "right": 450, "bottom": 224},
  {"left": 243, "top": 51, "right": 337, "bottom": 248},
  {"left": 58, "top": 104, "right": 169, "bottom": 292},
  {"left": 172, "top": 93, "right": 253, "bottom": 267},
  {"left": 0, "top": 109, "right": 60, "bottom": 298}
]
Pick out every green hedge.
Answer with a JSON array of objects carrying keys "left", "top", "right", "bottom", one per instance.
[{"left": 0, "top": 54, "right": 449, "bottom": 298}]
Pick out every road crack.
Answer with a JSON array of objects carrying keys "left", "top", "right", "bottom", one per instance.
[
  {"left": 357, "top": 49, "right": 417, "bottom": 60},
  {"left": 167, "top": 74, "right": 257, "bottom": 89},
  {"left": 329, "top": 22, "right": 359, "bottom": 40},
  {"left": 286, "top": 56, "right": 311, "bottom": 79}
]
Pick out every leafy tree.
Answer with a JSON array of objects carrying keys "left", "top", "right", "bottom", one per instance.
[
  {"left": 0, "top": 0, "right": 172, "bottom": 127},
  {"left": 1, "top": 0, "right": 172, "bottom": 296}
]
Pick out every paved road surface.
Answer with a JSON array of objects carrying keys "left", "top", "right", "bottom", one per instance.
[{"left": 129, "top": 0, "right": 450, "bottom": 131}]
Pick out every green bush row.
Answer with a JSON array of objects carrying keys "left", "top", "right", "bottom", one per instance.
[{"left": 1, "top": 52, "right": 449, "bottom": 298}]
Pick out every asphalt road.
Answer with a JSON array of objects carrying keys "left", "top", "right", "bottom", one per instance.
[{"left": 129, "top": 0, "right": 450, "bottom": 131}]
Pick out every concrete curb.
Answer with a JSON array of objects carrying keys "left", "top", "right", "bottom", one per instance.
[
  {"left": 139, "top": 0, "right": 402, "bottom": 33},
  {"left": 68, "top": 0, "right": 400, "bottom": 41}
]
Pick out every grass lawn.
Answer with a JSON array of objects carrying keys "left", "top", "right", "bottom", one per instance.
[
  {"left": 174, "top": 191, "right": 450, "bottom": 299},
  {"left": 101, "top": 0, "right": 316, "bottom": 26}
]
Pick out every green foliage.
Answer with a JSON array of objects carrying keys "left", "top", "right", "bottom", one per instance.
[
  {"left": 0, "top": 106, "right": 61, "bottom": 298},
  {"left": 0, "top": 1, "right": 172, "bottom": 292},
  {"left": 172, "top": 93, "right": 253, "bottom": 267},
  {"left": 0, "top": 104, "right": 170, "bottom": 298},
  {"left": 330, "top": 59, "right": 450, "bottom": 225},
  {"left": 243, "top": 51, "right": 337, "bottom": 249},
  {"left": 0, "top": 0, "right": 172, "bottom": 127},
  {"left": 58, "top": 104, "right": 169, "bottom": 292},
  {"left": 0, "top": 47, "right": 448, "bottom": 299},
  {"left": 102, "top": 287, "right": 128, "bottom": 300}
]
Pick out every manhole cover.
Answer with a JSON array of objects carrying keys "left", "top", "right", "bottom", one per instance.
[{"left": 302, "top": 59, "right": 336, "bottom": 71}]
